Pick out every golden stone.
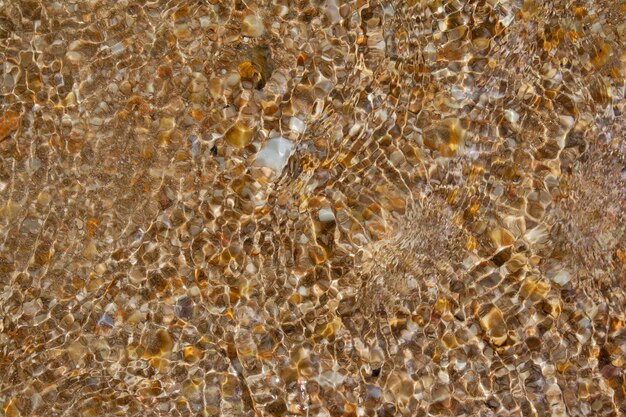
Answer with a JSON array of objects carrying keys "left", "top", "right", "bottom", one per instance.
[
  {"left": 0, "top": 111, "right": 19, "bottom": 141},
  {"left": 142, "top": 329, "right": 173, "bottom": 359},
  {"left": 479, "top": 306, "right": 508, "bottom": 346},
  {"left": 225, "top": 122, "right": 254, "bottom": 148}
]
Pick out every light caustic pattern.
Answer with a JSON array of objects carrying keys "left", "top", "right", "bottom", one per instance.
[{"left": 0, "top": 0, "right": 625, "bottom": 416}]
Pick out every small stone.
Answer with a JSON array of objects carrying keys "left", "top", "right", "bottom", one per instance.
[
  {"left": 110, "top": 41, "right": 125, "bottom": 55},
  {"left": 479, "top": 306, "right": 508, "bottom": 346},
  {"left": 490, "top": 227, "right": 515, "bottom": 248},
  {"left": 242, "top": 15, "right": 265, "bottom": 37},
  {"left": 159, "top": 117, "right": 175, "bottom": 131},
  {"left": 183, "top": 346, "right": 204, "bottom": 362},
  {"left": 36, "top": 191, "right": 51, "bottom": 206},
  {"left": 255, "top": 137, "right": 294, "bottom": 172},
  {"left": 3, "top": 399, "right": 19, "bottom": 417},
  {"left": 616, "top": 248, "right": 626, "bottom": 265},
  {"left": 199, "top": 16, "right": 210, "bottom": 28},
  {"left": 442, "top": 333, "right": 459, "bottom": 349},
  {"left": 525, "top": 336, "right": 541, "bottom": 351},
  {"left": 65, "top": 51, "right": 84, "bottom": 63},
  {"left": 0, "top": 200, "right": 22, "bottom": 220},
  {"left": 550, "top": 270, "right": 571, "bottom": 286},
  {"left": 520, "top": 276, "right": 550, "bottom": 300},
  {"left": 157, "top": 65, "right": 172, "bottom": 78},
  {"left": 238, "top": 46, "right": 273, "bottom": 89},
  {"left": 142, "top": 329, "right": 173, "bottom": 358},
  {"left": 308, "top": 245, "right": 327, "bottom": 265},
  {"left": 318, "top": 207, "right": 335, "bottom": 223},
  {"left": 289, "top": 116, "right": 305, "bottom": 133},
  {"left": 266, "top": 399, "right": 287, "bottom": 417},
  {"left": 0, "top": 111, "right": 19, "bottom": 141},
  {"left": 504, "top": 109, "right": 519, "bottom": 123},
  {"left": 238, "top": 61, "right": 263, "bottom": 89},
  {"left": 119, "top": 81, "right": 132, "bottom": 95},
  {"left": 209, "top": 77, "right": 222, "bottom": 97},
  {"left": 225, "top": 123, "right": 254, "bottom": 148},
  {"left": 524, "top": 225, "right": 549, "bottom": 245},
  {"left": 175, "top": 297, "right": 194, "bottom": 319}
]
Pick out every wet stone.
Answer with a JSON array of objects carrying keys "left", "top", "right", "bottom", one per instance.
[
  {"left": 242, "top": 15, "right": 265, "bottom": 38},
  {"left": 225, "top": 122, "right": 255, "bottom": 148}
]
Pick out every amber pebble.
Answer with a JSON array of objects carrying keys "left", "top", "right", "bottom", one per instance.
[
  {"left": 0, "top": 111, "right": 19, "bottom": 141},
  {"left": 525, "top": 336, "right": 541, "bottom": 351},
  {"left": 183, "top": 346, "right": 204, "bottom": 362},
  {"left": 479, "top": 306, "right": 507, "bottom": 346},
  {"left": 171, "top": 6, "right": 189, "bottom": 21},
  {"left": 266, "top": 399, "right": 287, "bottom": 416},
  {"left": 442, "top": 332, "right": 459, "bottom": 349},
  {"left": 157, "top": 65, "right": 172, "bottom": 78},
  {"left": 520, "top": 276, "right": 550, "bottom": 300},
  {"left": 3, "top": 398, "right": 20, "bottom": 417},
  {"left": 314, "top": 317, "right": 341, "bottom": 339},
  {"left": 279, "top": 366, "right": 299, "bottom": 385},
  {"left": 490, "top": 227, "right": 514, "bottom": 248},
  {"left": 0, "top": 200, "right": 21, "bottom": 220},
  {"left": 590, "top": 78, "right": 612, "bottom": 106},
  {"left": 225, "top": 123, "right": 254, "bottom": 148},
  {"left": 238, "top": 46, "right": 272, "bottom": 89},
  {"left": 297, "top": 53, "right": 306, "bottom": 66},
  {"left": 143, "top": 329, "right": 173, "bottom": 358},
  {"left": 308, "top": 245, "right": 327, "bottom": 264},
  {"left": 238, "top": 61, "right": 263, "bottom": 88}
]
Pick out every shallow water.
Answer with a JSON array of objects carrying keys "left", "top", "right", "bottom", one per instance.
[{"left": 0, "top": 0, "right": 625, "bottom": 416}]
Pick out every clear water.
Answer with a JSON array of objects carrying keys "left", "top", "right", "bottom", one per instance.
[{"left": 0, "top": 1, "right": 624, "bottom": 416}]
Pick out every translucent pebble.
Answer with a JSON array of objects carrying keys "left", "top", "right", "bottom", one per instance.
[
  {"left": 255, "top": 137, "right": 294, "bottom": 172},
  {"left": 318, "top": 207, "right": 335, "bottom": 222},
  {"left": 289, "top": 116, "right": 305, "bottom": 133},
  {"left": 110, "top": 42, "right": 125, "bottom": 55},
  {"left": 551, "top": 270, "right": 571, "bottom": 286},
  {"left": 65, "top": 51, "right": 84, "bottom": 63},
  {"left": 504, "top": 109, "right": 519, "bottom": 123},
  {"left": 325, "top": 0, "right": 341, "bottom": 24},
  {"left": 225, "top": 123, "right": 254, "bottom": 148},
  {"left": 242, "top": 15, "right": 265, "bottom": 37}
]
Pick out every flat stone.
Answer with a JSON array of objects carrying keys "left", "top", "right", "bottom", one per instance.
[{"left": 255, "top": 137, "right": 294, "bottom": 172}]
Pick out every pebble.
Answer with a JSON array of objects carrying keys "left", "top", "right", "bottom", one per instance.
[
  {"left": 318, "top": 207, "right": 335, "bottom": 222},
  {"left": 550, "top": 270, "right": 571, "bottom": 286},
  {"left": 0, "top": 111, "right": 19, "bottom": 141},
  {"left": 289, "top": 116, "right": 305, "bottom": 133},
  {"left": 65, "top": 51, "right": 84, "bottom": 63},
  {"left": 242, "top": 15, "right": 265, "bottom": 37},
  {"left": 225, "top": 123, "right": 254, "bottom": 148},
  {"left": 110, "top": 41, "right": 125, "bottom": 55},
  {"left": 255, "top": 137, "right": 294, "bottom": 172},
  {"left": 504, "top": 109, "right": 520, "bottom": 123}
]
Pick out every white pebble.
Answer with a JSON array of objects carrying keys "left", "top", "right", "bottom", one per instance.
[
  {"left": 551, "top": 270, "right": 571, "bottom": 286},
  {"left": 504, "top": 109, "right": 519, "bottom": 123},
  {"left": 110, "top": 42, "right": 125, "bottom": 55},
  {"left": 318, "top": 207, "right": 335, "bottom": 223},
  {"left": 65, "top": 51, "right": 84, "bottom": 63},
  {"left": 255, "top": 137, "right": 294, "bottom": 173},
  {"left": 289, "top": 116, "right": 305, "bottom": 133},
  {"left": 242, "top": 15, "right": 264, "bottom": 37}
]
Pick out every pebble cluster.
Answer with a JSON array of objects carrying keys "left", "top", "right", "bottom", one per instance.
[{"left": 0, "top": 0, "right": 625, "bottom": 416}]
